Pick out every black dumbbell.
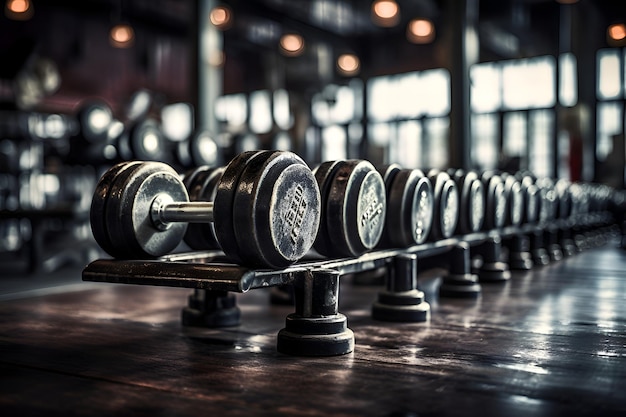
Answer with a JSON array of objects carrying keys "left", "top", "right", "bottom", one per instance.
[
  {"left": 180, "top": 165, "right": 226, "bottom": 250},
  {"left": 90, "top": 150, "right": 321, "bottom": 268},
  {"left": 501, "top": 173, "right": 524, "bottom": 227},
  {"left": 480, "top": 171, "right": 507, "bottom": 230},
  {"left": 518, "top": 174, "right": 540, "bottom": 224},
  {"left": 175, "top": 129, "right": 222, "bottom": 169},
  {"left": 116, "top": 118, "right": 167, "bottom": 162},
  {"left": 427, "top": 170, "right": 459, "bottom": 240},
  {"left": 377, "top": 166, "right": 434, "bottom": 248},
  {"left": 449, "top": 169, "right": 484, "bottom": 234},
  {"left": 313, "top": 160, "right": 386, "bottom": 257}
]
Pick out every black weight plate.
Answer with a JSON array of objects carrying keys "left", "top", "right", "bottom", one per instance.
[
  {"left": 456, "top": 172, "right": 484, "bottom": 234},
  {"left": 312, "top": 161, "right": 344, "bottom": 257},
  {"left": 503, "top": 174, "right": 523, "bottom": 226},
  {"left": 232, "top": 151, "right": 321, "bottom": 268},
  {"left": 520, "top": 176, "right": 539, "bottom": 224},
  {"left": 326, "top": 160, "right": 386, "bottom": 257},
  {"left": 182, "top": 165, "right": 210, "bottom": 192},
  {"left": 555, "top": 179, "right": 572, "bottom": 219},
  {"left": 428, "top": 171, "right": 459, "bottom": 240},
  {"left": 190, "top": 130, "right": 221, "bottom": 167},
  {"left": 183, "top": 166, "right": 225, "bottom": 250},
  {"left": 377, "top": 163, "right": 402, "bottom": 188},
  {"left": 383, "top": 169, "right": 433, "bottom": 247},
  {"left": 90, "top": 161, "right": 141, "bottom": 257},
  {"left": 482, "top": 173, "right": 506, "bottom": 230},
  {"left": 213, "top": 151, "right": 265, "bottom": 265},
  {"left": 129, "top": 118, "right": 165, "bottom": 161},
  {"left": 77, "top": 100, "right": 113, "bottom": 143},
  {"left": 106, "top": 162, "right": 188, "bottom": 258}
]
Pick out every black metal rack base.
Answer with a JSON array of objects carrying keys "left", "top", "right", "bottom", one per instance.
[{"left": 82, "top": 213, "right": 617, "bottom": 356}]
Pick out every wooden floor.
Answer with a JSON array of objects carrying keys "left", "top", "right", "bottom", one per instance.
[{"left": 1, "top": 241, "right": 626, "bottom": 416}]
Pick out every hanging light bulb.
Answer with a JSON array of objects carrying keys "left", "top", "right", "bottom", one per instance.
[
  {"left": 371, "top": 0, "right": 399, "bottom": 28},
  {"left": 407, "top": 18, "right": 436, "bottom": 44},
  {"left": 5, "top": 0, "right": 34, "bottom": 20},
  {"left": 279, "top": 33, "right": 305, "bottom": 57},
  {"left": 110, "top": 23, "right": 135, "bottom": 48},
  {"left": 210, "top": 5, "right": 232, "bottom": 30},
  {"left": 337, "top": 53, "right": 360, "bottom": 77},
  {"left": 608, "top": 23, "right": 626, "bottom": 42}
]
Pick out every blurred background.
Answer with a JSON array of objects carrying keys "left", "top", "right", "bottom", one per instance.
[{"left": 1, "top": 0, "right": 625, "bottom": 274}]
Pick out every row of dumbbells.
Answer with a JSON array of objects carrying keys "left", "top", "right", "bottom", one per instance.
[{"left": 90, "top": 150, "right": 619, "bottom": 270}]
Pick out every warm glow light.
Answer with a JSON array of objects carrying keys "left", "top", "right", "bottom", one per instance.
[
  {"left": 5, "top": 0, "right": 33, "bottom": 20},
  {"left": 110, "top": 24, "right": 135, "bottom": 48},
  {"left": 371, "top": 0, "right": 399, "bottom": 27},
  {"left": 210, "top": 5, "right": 232, "bottom": 30},
  {"left": 608, "top": 23, "right": 626, "bottom": 41},
  {"left": 280, "top": 33, "right": 305, "bottom": 57},
  {"left": 337, "top": 54, "right": 360, "bottom": 76},
  {"left": 407, "top": 18, "right": 436, "bottom": 44}
]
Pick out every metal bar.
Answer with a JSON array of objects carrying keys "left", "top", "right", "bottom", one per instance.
[{"left": 160, "top": 202, "right": 214, "bottom": 223}]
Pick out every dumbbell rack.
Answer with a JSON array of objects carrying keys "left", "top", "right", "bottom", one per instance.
[{"left": 82, "top": 212, "right": 616, "bottom": 356}]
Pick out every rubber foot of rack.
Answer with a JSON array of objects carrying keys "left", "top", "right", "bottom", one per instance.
[
  {"left": 372, "top": 290, "right": 430, "bottom": 322},
  {"left": 479, "top": 262, "right": 511, "bottom": 282},
  {"left": 532, "top": 249, "right": 550, "bottom": 266},
  {"left": 439, "top": 273, "right": 482, "bottom": 298},
  {"left": 277, "top": 314, "right": 354, "bottom": 356},
  {"left": 181, "top": 306, "right": 241, "bottom": 328}
]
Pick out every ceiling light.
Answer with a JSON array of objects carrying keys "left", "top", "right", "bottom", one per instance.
[
  {"left": 407, "top": 18, "right": 435, "bottom": 44},
  {"left": 210, "top": 5, "right": 232, "bottom": 30},
  {"left": 5, "top": 0, "right": 33, "bottom": 20},
  {"left": 337, "top": 54, "right": 360, "bottom": 77},
  {"left": 280, "top": 33, "right": 305, "bottom": 57},
  {"left": 110, "top": 23, "right": 135, "bottom": 48},
  {"left": 608, "top": 23, "right": 626, "bottom": 42},
  {"left": 372, "top": 0, "right": 399, "bottom": 28}
]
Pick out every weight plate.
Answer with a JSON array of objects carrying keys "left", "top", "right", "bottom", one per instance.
[
  {"left": 455, "top": 172, "right": 484, "bottom": 234},
  {"left": 377, "top": 163, "right": 402, "bottom": 188},
  {"left": 129, "top": 118, "right": 165, "bottom": 161},
  {"left": 384, "top": 169, "right": 433, "bottom": 247},
  {"left": 190, "top": 130, "right": 221, "bottom": 167},
  {"left": 90, "top": 161, "right": 141, "bottom": 257},
  {"left": 183, "top": 166, "right": 225, "bottom": 250},
  {"left": 77, "top": 100, "right": 113, "bottom": 143},
  {"left": 503, "top": 175, "right": 523, "bottom": 226},
  {"left": 232, "top": 151, "right": 321, "bottom": 268},
  {"left": 106, "top": 162, "right": 188, "bottom": 258},
  {"left": 312, "top": 161, "right": 344, "bottom": 257},
  {"left": 213, "top": 151, "right": 263, "bottom": 264},
  {"left": 520, "top": 177, "right": 539, "bottom": 223},
  {"left": 326, "top": 160, "right": 386, "bottom": 257},
  {"left": 429, "top": 172, "right": 459, "bottom": 240},
  {"left": 482, "top": 173, "right": 506, "bottom": 230}
]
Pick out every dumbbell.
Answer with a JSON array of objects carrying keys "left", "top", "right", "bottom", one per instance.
[
  {"left": 174, "top": 129, "right": 222, "bottom": 169},
  {"left": 518, "top": 174, "right": 540, "bottom": 224},
  {"left": 377, "top": 165, "right": 434, "bottom": 248},
  {"left": 90, "top": 150, "right": 321, "bottom": 268},
  {"left": 480, "top": 171, "right": 507, "bottom": 230},
  {"left": 313, "top": 160, "right": 386, "bottom": 257},
  {"left": 427, "top": 170, "right": 459, "bottom": 240},
  {"left": 448, "top": 169, "right": 484, "bottom": 234},
  {"left": 116, "top": 118, "right": 168, "bottom": 162},
  {"left": 501, "top": 173, "right": 524, "bottom": 227}
]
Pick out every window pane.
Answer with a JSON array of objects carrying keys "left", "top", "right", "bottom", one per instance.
[
  {"left": 273, "top": 89, "right": 292, "bottom": 130},
  {"left": 502, "top": 56, "right": 555, "bottom": 110},
  {"left": 471, "top": 113, "right": 499, "bottom": 170},
  {"left": 394, "top": 120, "right": 422, "bottom": 169},
  {"left": 424, "top": 117, "right": 449, "bottom": 169},
  {"left": 471, "top": 62, "right": 501, "bottom": 113},
  {"left": 528, "top": 109, "right": 554, "bottom": 178},
  {"left": 249, "top": 90, "right": 273, "bottom": 134},
  {"left": 321, "top": 125, "right": 347, "bottom": 160},
  {"left": 215, "top": 94, "right": 247, "bottom": 128},
  {"left": 503, "top": 112, "right": 527, "bottom": 157},
  {"left": 597, "top": 49, "right": 621, "bottom": 100},
  {"left": 596, "top": 102, "right": 623, "bottom": 160}
]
